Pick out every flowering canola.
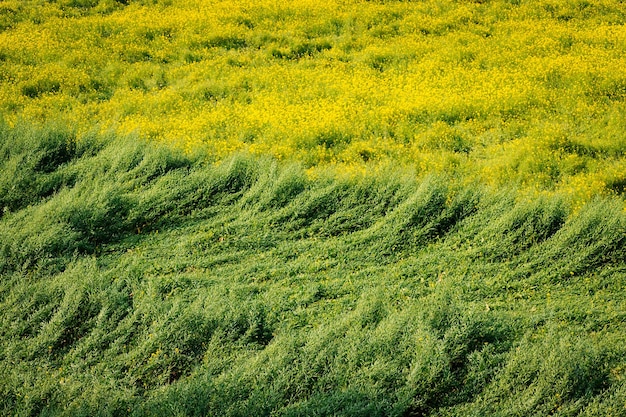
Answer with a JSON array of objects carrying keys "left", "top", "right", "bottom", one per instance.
[{"left": 0, "top": 0, "right": 625, "bottom": 205}]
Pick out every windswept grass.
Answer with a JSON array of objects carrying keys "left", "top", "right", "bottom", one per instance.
[
  {"left": 1, "top": 124, "right": 625, "bottom": 416},
  {"left": 1, "top": 1, "right": 625, "bottom": 415}
]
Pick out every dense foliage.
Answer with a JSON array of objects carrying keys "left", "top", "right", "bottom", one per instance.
[
  {"left": 1, "top": 124, "right": 625, "bottom": 416},
  {"left": 1, "top": 0, "right": 625, "bottom": 415}
]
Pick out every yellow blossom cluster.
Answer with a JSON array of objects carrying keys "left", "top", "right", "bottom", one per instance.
[{"left": 0, "top": 0, "right": 625, "bottom": 205}]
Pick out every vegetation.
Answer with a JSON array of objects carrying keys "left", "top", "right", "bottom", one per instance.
[
  {"left": 1, "top": 0, "right": 626, "bottom": 415},
  {"left": 0, "top": 0, "right": 625, "bottom": 203},
  {"left": 1, "top": 123, "right": 625, "bottom": 416}
]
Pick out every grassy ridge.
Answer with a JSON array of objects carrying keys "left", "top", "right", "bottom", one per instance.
[{"left": 1, "top": 124, "right": 625, "bottom": 416}]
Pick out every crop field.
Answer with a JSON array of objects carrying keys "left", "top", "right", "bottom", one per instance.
[
  {"left": 1, "top": 0, "right": 626, "bottom": 202},
  {"left": 0, "top": 0, "right": 626, "bottom": 416}
]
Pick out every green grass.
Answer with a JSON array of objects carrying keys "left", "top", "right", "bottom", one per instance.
[{"left": 1, "top": 123, "right": 625, "bottom": 416}]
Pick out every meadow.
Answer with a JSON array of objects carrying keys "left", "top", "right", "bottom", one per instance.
[{"left": 1, "top": 0, "right": 626, "bottom": 415}]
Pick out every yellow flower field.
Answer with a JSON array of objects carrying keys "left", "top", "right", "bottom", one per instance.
[{"left": 0, "top": 0, "right": 625, "bottom": 205}]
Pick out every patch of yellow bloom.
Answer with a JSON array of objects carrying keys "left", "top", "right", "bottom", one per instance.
[{"left": 0, "top": 0, "right": 624, "bottom": 203}]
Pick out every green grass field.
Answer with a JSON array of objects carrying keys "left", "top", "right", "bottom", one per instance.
[
  {"left": 1, "top": 0, "right": 626, "bottom": 415},
  {"left": 1, "top": 123, "right": 625, "bottom": 416}
]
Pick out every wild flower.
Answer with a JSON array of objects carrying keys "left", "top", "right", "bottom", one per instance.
[{"left": 0, "top": 0, "right": 624, "bottom": 202}]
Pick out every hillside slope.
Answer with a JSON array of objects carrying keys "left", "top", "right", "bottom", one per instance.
[{"left": 1, "top": 125, "right": 625, "bottom": 416}]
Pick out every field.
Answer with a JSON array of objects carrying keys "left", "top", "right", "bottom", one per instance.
[
  {"left": 1, "top": 0, "right": 626, "bottom": 416},
  {"left": 1, "top": 0, "right": 626, "bottom": 203}
]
